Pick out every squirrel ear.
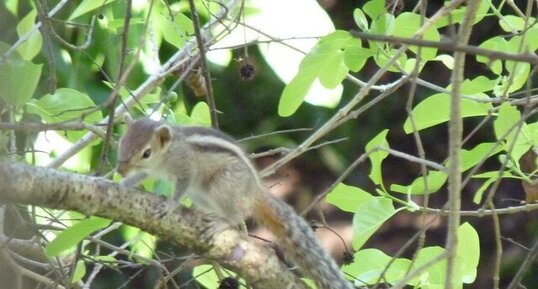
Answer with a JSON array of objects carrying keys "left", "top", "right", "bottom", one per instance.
[
  {"left": 124, "top": 114, "right": 134, "bottom": 126},
  {"left": 155, "top": 125, "right": 172, "bottom": 148}
]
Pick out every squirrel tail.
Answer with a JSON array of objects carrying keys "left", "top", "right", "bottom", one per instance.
[{"left": 253, "top": 195, "right": 354, "bottom": 289}]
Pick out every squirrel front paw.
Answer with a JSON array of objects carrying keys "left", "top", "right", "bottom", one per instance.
[
  {"left": 153, "top": 199, "right": 181, "bottom": 218},
  {"left": 200, "top": 215, "right": 231, "bottom": 243}
]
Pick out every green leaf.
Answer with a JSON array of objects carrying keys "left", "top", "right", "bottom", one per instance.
[
  {"left": 391, "top": 170, "right": 447, "bottom": 195},
  {"left": 16, "top": 10, "right": 43, "bottom": 60},
  {"left": 393, "top": 12, "right": 440, "bottom": 60},
  {"left": 193, "top": 264, "right": 243, "bottom": 288},
  {"left": 436, "top": 0, "right": 490, "bottom": 28},
  {"left": 352, "top": 197, "right": 396, "bottom": 250},
  {"left": 342, "top": 249, "right": 412, "bottom": 285},
  {"left": 0, "top": 57, "right": 42, "bottom": 107},
  {"left": 25, "top": 88, "right": 103, "bottom": 142},
  {"left": 94, "top": 255, "right": 119, "bottom": 267},
  {"left": 190, "top": 102, "right": 211, "bottom": 126},
  {"left": 279, "top": 30, "right": 358, "bottom": 116},
  {"left": 457, "top": 223, "right": 480, "bottom": 283},
  {"left": 193, "top": 265, "right": 220, "bottom": 288},
  {"left": 403, "top": 93, "right": 493, "bottom": 134},
  {"left": 69, "top": 0, "right": 120, "bottom": 20},
  {"left": 278, "top": 70, "right": 316, "bottom": 117},
  {"left": 459, "top": 76, "right": 498, "bottom": 94},
  {"left": 5, "top": 0, "right": 18, "bottom": 15},
  {"left": 326, "top": 183, "right": 373, "bottom": 213},
  {"left": 373, "top": 48, "right": 407, "bottom": 72},
  {"left": 365, "top": 129, "right": 389, "bottom": 186},
  {"left": 494, "top": 103, "right": 531, "bottom": 162},
  {"left": 353, "top": 9, "right": 368, "bottom": 31},
  {"left": 472, "top": 173, "right": 497, "bottom": 204},
  {"left": 173, "top": 102, "right": 212, "bottom": 127},
  {"left": 45, "top": 217, "right": 112, "bottom": 257},
  {"left": 161, "top": 12, "right": 194, "bottom": 49},
  {"left": 493, "top": 102, "right": 521, "bottom": 143},
  {"left": 344, "top": 45, "right": 372, "bottom": 72},
  {"left": 501, "top": 61, "right": 530, "bottom": 94},
  {"left": 122, "top": 225, "right": 157, "bottom": 260},
  {"left": 460, "top": 142, "right": 502, "bottom": 171},
  {"left": 477, "top": 37, "right": 506, "bottom": 75},
  {"left": 471, "top": 171, "right": 516, "bottom": 204},
  {"left": 434, "top": 54, "right": 454, "bottom": 69},
  {"left": 499, "top": 15, "right": 536, "bottom": 32},
  {"left": 523, "top": 28, "right": 538, "bottom": 52},
  {"left": 319, "top": 52, "right": 348, "bottom": 88},
  {"left": 71, "top": 260, "right": 87, "bottom": 283},
  {"left": 362, "top": 0, "right": 385, "bottom": 20},
  {"left": 412, "top": 246, "right": 446, "bottom": 287}
]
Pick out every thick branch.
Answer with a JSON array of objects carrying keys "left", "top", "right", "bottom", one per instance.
[{"left": 0, "top": 163, "right": 307, "bottom": 289}]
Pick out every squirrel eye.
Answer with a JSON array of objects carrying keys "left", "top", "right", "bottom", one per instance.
[{"left": 142, "top": 148, "right": 152, "bottom": 159}]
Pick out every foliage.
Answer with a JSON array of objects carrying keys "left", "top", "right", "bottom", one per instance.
[{"left": 1, "top": 0, "right": 537, "bottom": 288}]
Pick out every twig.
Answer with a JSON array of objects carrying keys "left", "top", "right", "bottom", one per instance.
[
  {"left": 95, "top": 0, "right": 134, "bottom": 176},
  {"left": 506, "top": 238, "right": 538, "bottom": 289},
  {"left": 188, "top": 0, "right": 219, "bottom": 128},
  {"left": 422, "top": 202, "right": 538, "bottom": 216},
  {"left": 1, "top": 249, "right": 66, "bottom": 289},
  {"left": 349, "top": 31, "right": 538, "bottom": 65},
  {"left": 239, "top": 128, "right": 312, "bottom": 142},
  {"left": 444, "top": 1, "right": 479, "bottom": 288}
]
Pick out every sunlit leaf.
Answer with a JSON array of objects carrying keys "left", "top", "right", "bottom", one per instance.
[
  {"left": 0, "top": 43, "right": 42, "bottom": 107},
  {"left": 45, "top": 217, "right": 111, "bottom": 257},
  {"left": 403, "top": 93, "right": 492, "bottom": 134},
  {"left": 391, "top": 170, "right": 447, "bottom": 195},
  {"left": 122, "top": 225, "right": 157, "bottom": 260},
  {"left": 326, "top": 183, "right": 373, "bottom": 213},
  {"left": 279, "top": 30, "right": 360, "bottom": 116},
  {"left": 69, "top": 0, "right": 120, "bottom": 20},
  {"left": 71, "top": 260, "right": 87, "bottom": 283},
  {"left": 477, "top": 37, "right": 506, "bottom": 75},
  {"left": 457, "top": 223, "right": 480, "bottom": 283},
  {"left": 161, "top": 12, "right": 194, "bottom": 49},
  {"left": 342, "top": 249, "right": 412, "bottom": 285},
  {"left": 352, "top": 197, "right": 396, "bottom": 250},
  {"left": 25, "top": 88, "right": 103, "bottom": 142},
  {"left": 16, "top": 10, "right": 43, "bottom": 60},
  {"left": 393, "top": 12, "right": 440, "bottom": 60},
  {"left": 499, "top": 15, "right": 536, "bottom": 32},
  {"left": 365, "top": 129, "right": 389, "bottom": 186},
  {"left": 353, "top": 8, "right": 368, "bottom": 31},
  {"left": 493, "top": 103, "right": 532, "bottom": 163}
]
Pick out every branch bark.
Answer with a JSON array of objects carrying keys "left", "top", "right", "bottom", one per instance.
[
  {"left": 0, "top": 163, "right": 308, "bottom": 289},
  {"left": 445, "top": 1, "right": 480, "bottom": 289}
]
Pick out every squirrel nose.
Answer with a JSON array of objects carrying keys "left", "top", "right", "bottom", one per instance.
[{"left": 116, "top": 161, "right": 129, "bottom": 176}]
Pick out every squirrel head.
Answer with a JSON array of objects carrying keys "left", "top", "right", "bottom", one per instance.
[{"left": 117, "top": 118, "right": 173, "bottom": 176}]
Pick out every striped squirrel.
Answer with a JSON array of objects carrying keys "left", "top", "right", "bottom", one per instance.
[{"left": 116, "top": 118, "right": 353, "bottom": 289}]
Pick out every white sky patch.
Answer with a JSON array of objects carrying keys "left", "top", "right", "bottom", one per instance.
[{"left": 209, "top": 0, "right": 342, "bottom": 108}]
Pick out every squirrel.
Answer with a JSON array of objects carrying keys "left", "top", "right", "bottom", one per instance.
[{"left": 116, "top": 117, "right": 354, "bottom": 289}]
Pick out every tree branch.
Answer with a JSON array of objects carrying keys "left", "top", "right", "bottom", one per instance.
[
  {"left": 445, "top": 1, "right": 480, "bottom": 289},
  {"left": 0, "top": 163, "right": 308, "bottom": 289}
]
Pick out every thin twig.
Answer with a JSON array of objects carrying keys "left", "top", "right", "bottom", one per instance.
[
  {"left": 188, "top": 0, "right": 219, "bottom": 128},
  {"left": 350, "top": 31, "right": 538, "bottom": 65},
  {"left": 422, "top": 202, "right": 538, "bottom": 216},
  {"left": 444, "top": 1, "right": 479, "bottom": 288},
  {"left": 506, "top": 239, "right": 538, "bottom": 289}
]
